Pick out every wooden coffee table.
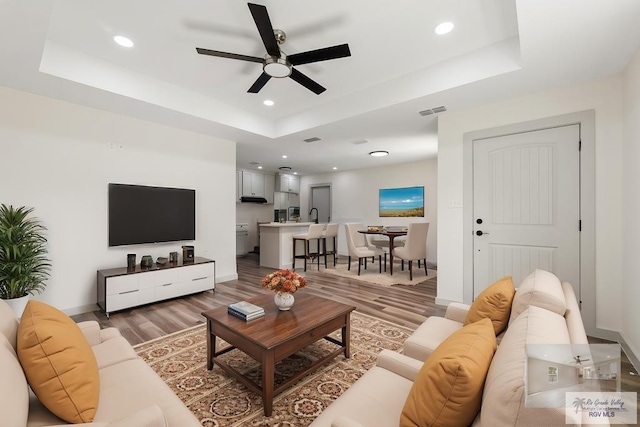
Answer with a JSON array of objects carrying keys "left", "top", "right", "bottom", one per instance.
[{"left": 202, "top": 293, "right": 356, "bottom": 416}]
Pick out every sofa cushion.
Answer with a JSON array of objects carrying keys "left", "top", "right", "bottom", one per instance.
[
  {"left": 509, "top": 269, "right": 566, "bottom": 324},
  {"left": 400, "top": 318, "right": 497, "bottom": 427},
  {"left": 464, "top": 276, "right": 515, "bottom": 334},
  {"left": 477, "top": 306, "right": 571, "bottom": 426},
  {"left": 17, "top": 300, "right": 100, "bottom": 423},
  {"left": 0, "top": 332, "right": 29, "bottom": 427},
  {"left": 402, "top": 316, "right": 463, "bottom": 361},
  {"left": 0, "top": 298, "right": 19, "bottom": 350}
]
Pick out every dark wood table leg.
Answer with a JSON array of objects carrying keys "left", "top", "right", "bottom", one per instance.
[
  {"left": 388, "top": 235, "right": 397, "bottom": 275},
  {"left": 262, "top": 350, "right": 275, "bottom": 416},
  {"left": 206, "top": 320, "right": 216, "bottom": 370},
  {"left": 343, "top": 313, "right": 351, "bottom": 358}
]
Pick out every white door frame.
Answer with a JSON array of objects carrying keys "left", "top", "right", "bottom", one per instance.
[{"left": 462, "top": 110, "right": 601, "bottom": 338}]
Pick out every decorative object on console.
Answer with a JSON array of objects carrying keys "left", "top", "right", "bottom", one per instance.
[
  {"left": 182, "top": 245, "right": 195, "bottom": 262},
  {"left": 140, "top": 255, "right": 153, "bottom": 268},
  {"left": 169, "top": 251, "right": 178, "bottom": 263},
  {"left": 261, "top": 269, "right": 307, "bottom": 311},
  {"left": 126, "top": 254, "right": 136, "bottom": 269},
  {"left": 156, "top": 257, "right": 168, "bottom": 265},
  {"left": 0, "top": 204, "right": 51, "bottom": 317}
]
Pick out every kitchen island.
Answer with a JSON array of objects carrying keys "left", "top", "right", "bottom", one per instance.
[{"left": 259, "top": 222, "right": 317, "bottom": 269}]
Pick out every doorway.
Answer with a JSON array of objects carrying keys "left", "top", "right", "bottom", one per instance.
[
  {"left": 309, "top": 184, "right": 332, "bottom": 224},
  {"left": 462, "top": 111, "right": 596, "bottom": 335},
  {"left": 472, "top": 125, "right": 580, "bottom": 297}
]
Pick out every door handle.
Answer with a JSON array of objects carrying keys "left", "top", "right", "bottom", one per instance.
[{"left": 476, "top": 230, "right": 490, "bottom": 236}]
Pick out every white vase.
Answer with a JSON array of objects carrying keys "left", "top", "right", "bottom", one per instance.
[
  {"left": 3, "top": 295, "right": 29, "bottom": 318},
  {"left": 274, "top": 292, "right": 294, "bottom": 311}
]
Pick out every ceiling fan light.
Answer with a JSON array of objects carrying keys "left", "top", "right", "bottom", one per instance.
[
  {"left": 369, "top": 150, "right": 389, "bottom": 157},
  {"left": 264, "top": 56, "right": 291, "bottom": 78}
]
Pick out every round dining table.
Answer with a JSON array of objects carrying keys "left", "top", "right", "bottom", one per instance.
[{"left": 358, "top": 229, "right": 407, "bottom": 275}]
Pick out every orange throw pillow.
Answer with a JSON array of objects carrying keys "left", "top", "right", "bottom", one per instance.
[
  {"left": 17, "top": 300, "right": 99, "bottom": 423},
  {"left": 464, "top": 276, "right": 515, "bottom": 334},
  {"left": 400, "top": 318, "right": 497, "bottom": 427}
]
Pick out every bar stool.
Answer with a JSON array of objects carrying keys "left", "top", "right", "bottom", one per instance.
[
  {"left": 292, "top": 224, "right": 325, "bottom": 271},
  {"left": 322, "top": 223, "right": 339, "bottom": 268}
]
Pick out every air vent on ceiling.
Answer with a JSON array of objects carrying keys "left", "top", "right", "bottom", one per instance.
[
  {"left": 279, "top": 166, "right": 292, "bottom": 171},
  {"left": 249, "top": 161, "right": 261, "bottom": 165},
  {"left": 304, "top": 137, "right": 322, "bottom": 143},
  {"left": 350, "top": 139, "right": 368, "bottom": 145},
  {"left": 419, "top": 106, "right": 447, "bottom": 116}
]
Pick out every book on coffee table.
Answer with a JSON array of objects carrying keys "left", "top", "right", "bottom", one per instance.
[{"left": 228, "top": 301, "right": 265, "bottom": 321}]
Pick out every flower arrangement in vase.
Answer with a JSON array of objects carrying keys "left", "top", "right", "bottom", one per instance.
[{"left": 261, "top": 269, "right": 307, "bottom": 310}]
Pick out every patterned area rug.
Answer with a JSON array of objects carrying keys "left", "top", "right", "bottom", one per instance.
[
  {"left": 320, "top": 260, "right": 437, "bottom": 286},
  {"left": 135, "top": 312, "right": 413, "bottom": 426}
]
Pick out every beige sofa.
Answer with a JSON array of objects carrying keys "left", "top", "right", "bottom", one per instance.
[
  {"left": 0, "top": 300, "right": 200, "bottom": 427},
  {"left": 309, "top": 269, "right": 594, "bottom": 427}
]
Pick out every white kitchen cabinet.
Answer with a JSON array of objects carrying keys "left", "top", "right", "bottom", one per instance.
[
  {"left": 242, "top": 171, "right": 265, "bottom": 197},
  {"left": 264, "top": 173, "right": 275, "bottom": 204},
  {"left": 236, "top": 170, "right": 242, "bottom": 202},
  {"left": 97, "top": 258, "right": 215, "bottom": 317},
  {"left": 276, "top": 173, "right": 300, "bottom": 193}
]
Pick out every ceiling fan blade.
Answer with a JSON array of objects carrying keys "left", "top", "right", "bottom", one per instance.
[
  {"left": 248, "top": 72, "right": 272, "bottom": 93},
  {"left": 288, "top": 43, "right": 351, "bottom": 66},
  {"left": 248, "top": 3, "right": 280, "bottom": 57},
  {"left": 289, "top": 68, "right": 326, "bottom": 95},
  {"left": 196, "top": 48, "right": 263, "bottom": 63}
]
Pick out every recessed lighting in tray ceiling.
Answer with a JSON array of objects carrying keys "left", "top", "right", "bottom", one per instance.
[
  {"left": 263, "top": 100, "right": 274, "bottom": 106},
  {"left": 434, "top": 22, "right": 454, "bottom": 35},
  {"left": 369, "top": 151, "right": 389, "bottom": 157},
  {"left": 113, "top": 35, "right": 134, "bottom": 48}
]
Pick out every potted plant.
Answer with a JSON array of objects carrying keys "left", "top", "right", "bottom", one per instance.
[{"left": 0, "top": 204, "right": 51, "bottom": 316}]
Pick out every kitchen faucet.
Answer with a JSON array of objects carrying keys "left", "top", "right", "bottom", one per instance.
[{"left": 309, "top": 207, "right": 319, "bottom": 224}]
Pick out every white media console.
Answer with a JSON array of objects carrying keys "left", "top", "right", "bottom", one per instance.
[{"left": 97, "top": 257, "right": 215, "bottom": 317}]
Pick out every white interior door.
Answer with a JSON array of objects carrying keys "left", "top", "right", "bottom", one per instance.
[
  {"left": 473, "top": 125, "right": 580, "bottom": 297},
  {"left": 310, "top": 185, "right": 331, "bottom": 223}
]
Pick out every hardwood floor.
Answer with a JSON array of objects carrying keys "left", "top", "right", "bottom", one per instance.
[
  {"left": 73, "top": 253, "right": 640, "bottom": 397},
  {"left": 72, "top": 253, "right": 444, "bottom": 346}
]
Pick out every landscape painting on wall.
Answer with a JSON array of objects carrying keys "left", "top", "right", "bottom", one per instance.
[{"left": 379, "top": 186, "right": 424, "bottom": 217}]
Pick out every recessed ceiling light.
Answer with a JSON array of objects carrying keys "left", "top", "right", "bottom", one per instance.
[
  {"left": 369, "top": 151, "right": 389, "bottom": 157},
  {"left": 113, "top": 35, "right": 134, "bottom": 48},
  {"left": 282, "top": 155, "right": 287, "bottom": 159},
  {"left": 434, "top": 22, "right": 454, "bottom": 35},
  {"left": 263, "top": 100, "right": 274, "bottom": 106},
  {"left": 293, "top": 172, "right": 298, "bottom": 175},
  {"left": 332, "top": 167, "right": 338, "bottom": 170},
  {"left": 258, "top": 166, "right": 263, "bottom": 169}
]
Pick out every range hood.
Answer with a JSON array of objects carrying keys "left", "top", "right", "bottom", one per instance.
[{"left": 241, "top": 196, "right": 268, "bottom": 204}]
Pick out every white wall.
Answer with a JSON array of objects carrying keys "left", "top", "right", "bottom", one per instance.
[
  {"left": 299, "top": 159, "right": 438, "bottom": 265},
  {"left": 438, "top": 75, "right": 624, "bottom": 333},
  {"left": 0, "top": 86, "right": 237, "bottom": 314},
  {"left": 622, "top": 49, "right": 640, "bottom": 360}
]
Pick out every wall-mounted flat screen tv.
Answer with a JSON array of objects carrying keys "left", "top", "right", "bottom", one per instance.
[
  {"left": 108, "top": 183, "right": 196, "bottom": 247},
  {"left": 379, "top": 186, "right": 424, "bottom": 217}
]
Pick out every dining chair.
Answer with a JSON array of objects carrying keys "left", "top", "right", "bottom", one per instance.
[
  {"left": 322, "top": 223, "right": 339, "bottom": 268},
  {"left": 344, "top": 223, "right": 385, "bottom": 275},
  {"left": 392, "top": 222, "right": 429, "bottom": 280},
  {"left": 292, "top": 223, "right": 325, "bottom": 271}
]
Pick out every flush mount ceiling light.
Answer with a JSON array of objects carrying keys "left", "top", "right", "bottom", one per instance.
[
  {"left": 369, "top": 150, "right": 389, "bottom": 157},
  {"left": 263, "top": 99, "right": 274, "bottom": 106},
  {"left": 434, "top": 21, "right": 454, "bottom": 35},
  {"left": 113, "top": 35, "right": 134, "bottom": 48}
]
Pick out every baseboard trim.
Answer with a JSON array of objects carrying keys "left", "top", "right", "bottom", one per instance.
[
  {"left": 216, "top": 273, "right": 238, "bottom": 283},
  {"left": 63, "top": 304, "right": 100, "bottom": 316},
  {"left": 435, "top": 297, "right": 454, "bottom": 307}
]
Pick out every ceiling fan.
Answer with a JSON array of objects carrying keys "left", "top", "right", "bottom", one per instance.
[
  {"left": 573, "top": 355, "right": 591, "bottom": 365},
  {"left": 195, "top": 3, "right": 351, "bottom": 95}
]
